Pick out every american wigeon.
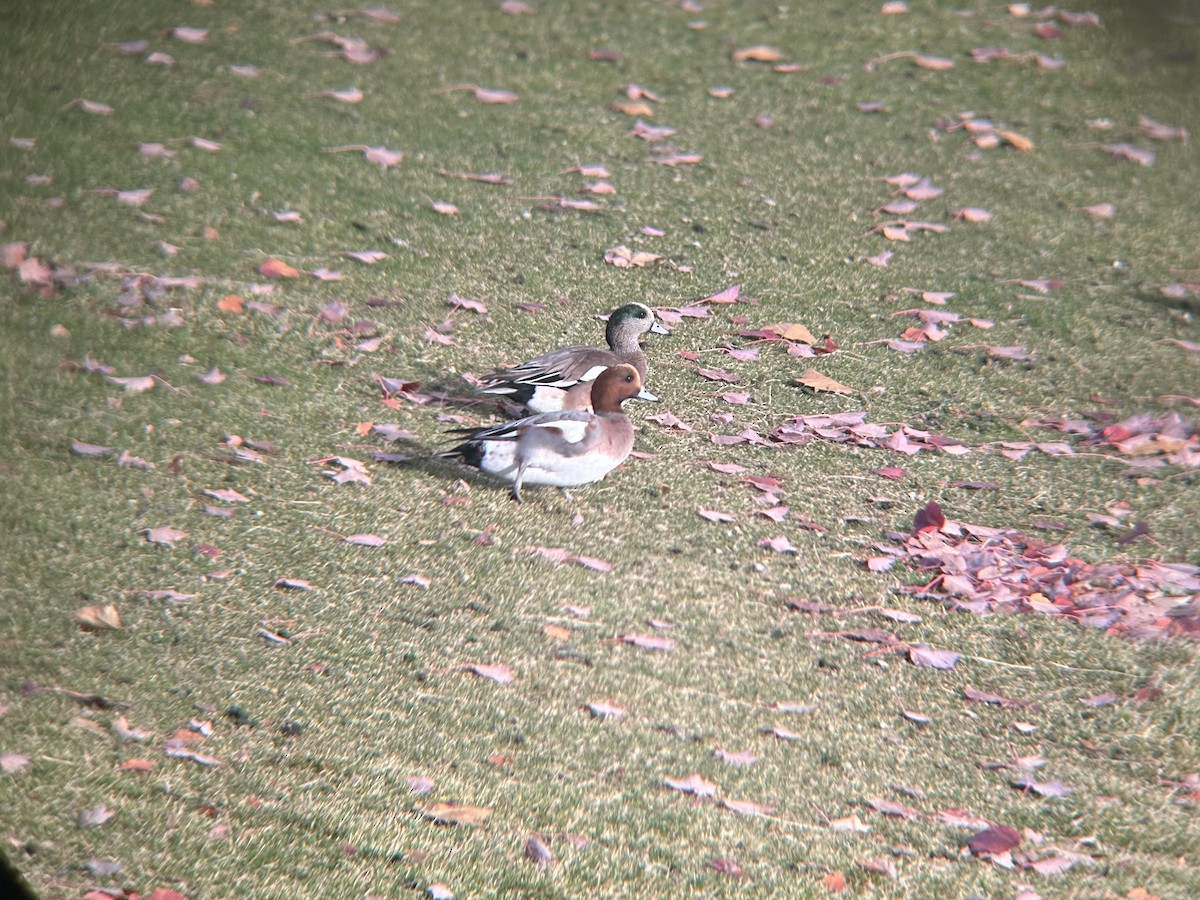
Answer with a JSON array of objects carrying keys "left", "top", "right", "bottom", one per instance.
[
  {"left": 477, "top": 302, "right": 669, "bottom": 413},
  {"left": 442, "top": 363, "right": 659, "bottom": 501}
]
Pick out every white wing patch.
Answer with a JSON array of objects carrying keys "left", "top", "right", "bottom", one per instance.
[
  {"left": 577, "top": 365, "right": 608, "bottom": 384},
  {"left": 531, "top": 418, "right": 589, "bottom": 443}
]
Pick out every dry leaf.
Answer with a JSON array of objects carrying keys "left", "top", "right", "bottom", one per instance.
[
  {"left": 796, "top": 369, "right": 854, "bottom": 394},
  {"left": 467, "top": 663, "right": 514, "bottom": 684},
  {"left": 143, "top": 526, "right": 188, "bottom": 547},
  {"left": 258, "top": 259, "right": 301, "bottom": 278},
  {"left": 76, "top": 604, "right": 122, "bottom": 631},
  {"left": 773, "top": 322, "right": 817, "bottom": 343},
  {"left": 732, "top": 45, "right": 784, "bottom": 63},
  {"left": 999, "top": 130, "right": 1034, "bottom": 151},
  {"left": 419, "top": 802, "right": 491, "bottom": 826},
  {"left": 821, "top": 871, "right": 848, "bottom": 892},
  {"left": 604, "top": 245, "right": 663, "bottom": 268},
  {"left": 664, "top": 773, "right": 718, "bottom": 797}
]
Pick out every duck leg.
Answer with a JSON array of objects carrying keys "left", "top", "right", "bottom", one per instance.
[{"left": 510, "top": 464, "right": 527, "bottom": 503}]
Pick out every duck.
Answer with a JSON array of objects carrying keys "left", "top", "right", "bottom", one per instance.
[
  {"left": 441, "top": 363, "right": 659, "bottom": 501},
  {"left": 476, "top": 302, "right": 669, "bottom": 413}
]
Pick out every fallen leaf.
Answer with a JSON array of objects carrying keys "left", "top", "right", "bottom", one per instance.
[
  {"left": 107, "top": 375, "right": 156, "bottom": 394},
  {"left": 75, "top": 604, "right": 122, "bottom": 631},
  {"left": 967, "top": 824, "right": 1022, "bottom": 855},
  {"left": 909, "top": 643, "right": 960, "bottom": 670},
  {"left": 258, "top": 259, "right": 301, "bottom": 278},
  {"left": 621, "top": 633, "right": 676, "bottom": 652},
  {"left": 604, "top": 245, "right": 663, "bottom": 268},
  {"left": 732, "top": 45, "right": 784, "bottom": 63},
  {"left": 525, "top": 836, "right": 554, "bottom": 869},
  {"left": 143, "top": 526, "right": 188, "bottom": 547},
  {"left": 586, "top": 701, "right": 625, "bottom": 719},
  {"left": 912, "top": 501, "right": 945, "bottom": 533},
  {"left": 723, "top": 798, "right": 775, "bottom": 816},
  {"left": 79, "top": 803, "right": 116, "bottom": 827},
  {"left": 344, "top": 533, "right": 387, "bottom": 547},
  {"left": 664, "top": 773, "right": 718, "bottom": 797},
  {"left": 466, "top": 663, "right": 514, "bottom": 684},
  {"left": 0, "top": 753, "right": 30, "bottom": 774},
  {"left": 796, "top": 369, "right": 854, "bottom": 394},
  {"left": 1012, "top": 777, "right": 1073, "bottom": 798},
  {"left": 419, "top": 803, "right": 491, "bottom": 826},
  {"left": 758, "top": 535, "right": 798, "bottom": 554}
]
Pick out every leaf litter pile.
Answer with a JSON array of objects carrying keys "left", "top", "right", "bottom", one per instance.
[{"left": 0, "top": 1, "right": 1198, "bottom": 899}]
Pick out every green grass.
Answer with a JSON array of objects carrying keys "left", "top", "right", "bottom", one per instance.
[{"left": 2, "top": 0, "right": 1199, "bottom": 897}]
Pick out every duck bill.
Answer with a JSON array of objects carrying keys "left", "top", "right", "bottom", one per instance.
[
  {"left": 650, "top": 321, "right": 671, "bottom": 335},
  {"left": 635, "top": 386, "right": 661, "bottom": 402}
]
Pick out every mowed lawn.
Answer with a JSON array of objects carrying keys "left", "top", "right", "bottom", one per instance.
[{"left": 1, "top": 1, "right": 1198, "bottom": 898}]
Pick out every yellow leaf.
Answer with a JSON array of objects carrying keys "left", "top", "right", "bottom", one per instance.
[
  {"left": 612, "top": 101, "right": 654, "bottom": 117},
  {"left": 75, "top": 603, "right": 122, "bottom": 631},
  {"left": 418, "top": 802, "right": 491, "bottom": 827},
  {"left": 797, "top": 369, "right": 855, "bottom": 395},
  {"left": 733, "top": 45, "right": 784, "bottom": 63},
  {"left": 999, "top": 130, "right": 1034, "bottom": 151},
  {"left": 772, "top": 322, "right": 817, "bottom": 344}
]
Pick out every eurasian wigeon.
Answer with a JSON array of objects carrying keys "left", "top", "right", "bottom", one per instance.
[
  {"left": 442, "top": 363, "right": 659, "bottom": 501},
  {"left": 476, "top": 302, "right": 669, "bottom": 413}
]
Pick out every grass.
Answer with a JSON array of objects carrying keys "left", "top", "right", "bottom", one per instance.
[{"left": 1, "top": 0, "right": 1199, "bottom": 897}]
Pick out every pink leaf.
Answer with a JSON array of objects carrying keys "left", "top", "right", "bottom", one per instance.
[
  {"left": 144, "top": 526, "right": 188, "bottom": 547},
  {"left": 714, "top": 748, "right": 758, "bottom": 766},
  {"left": 663, "top": 773, "right": 717, "bottom": 797},
  {"left": 586, "top": 701, "right": 625, "bottom": 720},
  {"left": 344, "top": 533, "right": 387, "bottom": 547},
  {"left": 467, "top": 663, "right": 514, "bottom": 684},
  {"left": 621, "top": 633, "right": 676, "bottom": 652}
]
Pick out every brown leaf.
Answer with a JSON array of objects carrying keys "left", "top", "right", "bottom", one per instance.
[
  {"left": 258, "top": 259, "right": 301, "bottom": 278},
  {"left": 821, "top": 870, "right": 848, "bottom": 891},
  {"left": 218, "top": 294, "right": 245, "bottom": 313},
  {"left": 912, "top": 500, "right": 945, "bottom": 533},
  {"left": 966, "top": 824, "right": 1021, "bottom": 855},
  {"left": 999, "top": 130, "right": 1034, "bottom": 151}
]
